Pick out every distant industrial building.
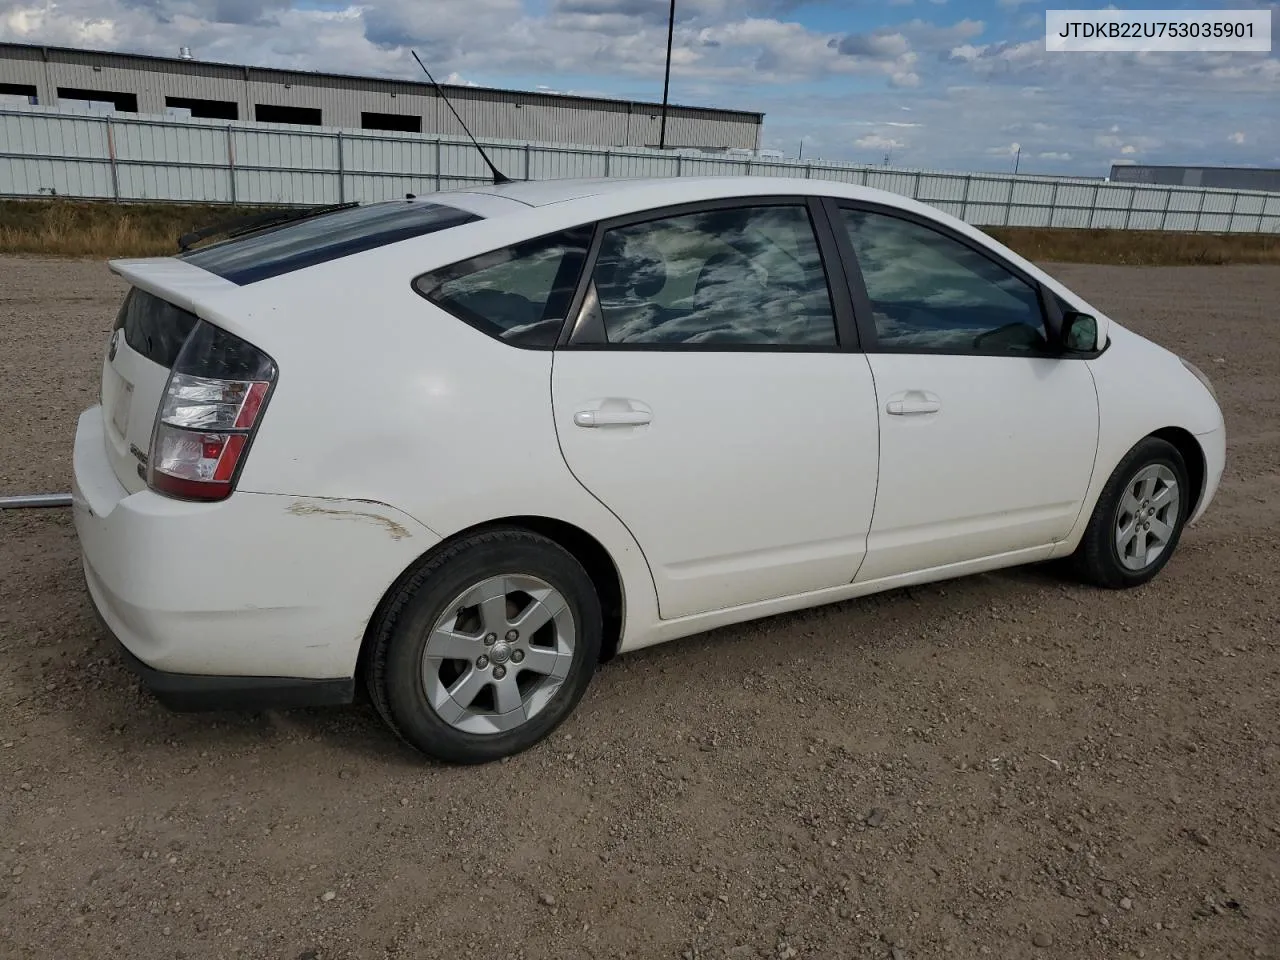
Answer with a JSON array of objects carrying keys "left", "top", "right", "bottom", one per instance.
[
  {"left": 0, "top": 41, "right": 763, "bottom": 151},
  {"left": 1110, "top": 163, "right": 1280, "bottom": 193}
]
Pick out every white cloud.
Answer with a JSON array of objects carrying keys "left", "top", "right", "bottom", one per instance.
[
  {"left": 1228, "top": 131, "right": 1246, "bottom": 145},
  {"left": 1038, "top": 151, "right": 1072, "bottom": 160},
  {"left": 949, "top": 43, "right": 983, "bottom": 61},
  {"left": 855, "top": 134, "right": 905, "bottom": 150}
]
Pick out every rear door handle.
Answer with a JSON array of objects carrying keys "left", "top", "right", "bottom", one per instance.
[
  {"left": 886, "top": 390, "right": 941, "bottom": 416},
  {"left": 574, "top": 404, "right": 652, "bottom": 428}
]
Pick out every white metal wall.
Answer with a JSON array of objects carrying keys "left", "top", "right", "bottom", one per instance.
[
  {"left": 2, "top": 105, "right": 1278, "bottom": 234},
  {"left": 0, "top": 47, "right": 763, "bottom": 149}
]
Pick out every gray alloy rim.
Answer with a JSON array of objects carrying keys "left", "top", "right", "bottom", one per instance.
[
  {"left": 421, "top": 574, "right": 576, "bottom": 735},
  {"left": 1114, "top": 463, "right": 1180, "bottom": 572}
]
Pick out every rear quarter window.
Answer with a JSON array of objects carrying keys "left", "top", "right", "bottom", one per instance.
[
  {"left": 114, "top": 288, "right": 198, "bottom": 368},
  {"left": 181, "top": 200, "right": 482, "bottom": 285},
  {"left": 414, "top": 225, "right": 594, "bottom": 348}
]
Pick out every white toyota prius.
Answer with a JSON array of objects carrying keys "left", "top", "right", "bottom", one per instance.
[{"left": 71, "top": 175, "right": 1225, "bottom": 763}]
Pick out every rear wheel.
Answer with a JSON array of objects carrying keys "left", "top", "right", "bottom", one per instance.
[
  {"left": 1069, "top": 437, "right": 1190, "bottom": 588},
  {"left": 368, "top": 528, "right": 602, "bottom": 764}
]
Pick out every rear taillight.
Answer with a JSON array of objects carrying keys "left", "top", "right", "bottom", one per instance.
[{"left": 147, "top": 321, "right": 277, "bottom": 502}]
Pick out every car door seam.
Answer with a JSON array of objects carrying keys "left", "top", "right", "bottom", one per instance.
[
  {"left": 850, "top": 351, "right": 882, "bottom": 584},
  {"left": 1056, "top": 362, "right": 1105, "bottom": 547},
  {"left": 548, "top": 350, "right": 663, "bottom": 618}
]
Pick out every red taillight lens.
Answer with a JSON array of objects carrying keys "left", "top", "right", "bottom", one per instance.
[{"left": 147, "top": 322, "right": 276, "bottom": 502}]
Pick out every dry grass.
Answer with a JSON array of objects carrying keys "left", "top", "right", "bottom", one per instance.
[
  {"left": 0, "top": 199, "right": 282, "bottom": 258},
  {"left": 1, "top": 198, "right": 1278, "bottom": 265},
  {"left": 985, "top": 225, "right": 1280, "bottom": 266}
]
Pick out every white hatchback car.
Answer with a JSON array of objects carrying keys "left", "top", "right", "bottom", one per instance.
[{"left": 72, "top": 176, "right": 1225, "bottom": 763}]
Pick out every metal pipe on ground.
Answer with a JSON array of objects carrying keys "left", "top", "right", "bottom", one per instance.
[{"left": 0, "top": 494, "right": 73, "bottom": 509}]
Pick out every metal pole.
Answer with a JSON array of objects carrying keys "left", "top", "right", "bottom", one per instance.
[
  {"left": 105, "top": 117, "right": 120, "bottom": 201},
  {"left": 524, "top": 143, "right": 531, "bottom": 181},
  {"left": 226, "top": 124, "right": 237, "bottom": 205},
  {"left": 604, "top": 149, "right": 611, "bottom": 178},
  {"left": 1159, "top": 189, "right": 1172, "bottom": 231},
  {"left": 1123, "top": 185, "right": 1135, "bottom": 231},
  {"left": 1226, "top": 191, "right": 1240, "bottom": 233},
  {"left": 435, "top": 138, "right": 442, "bottom": 191},
  {"left": 658, "top": 0, "right": 676, "bottom": 150},
  {"left": 336, "top": 131, "right": 344, "bottom": 204},
  {"left": 1193, "top": 188, "right": 1206, "bottom": 233},
  {"left": 960, "top": 174, "right": 972, "bottom": 221},
  {"left": 0, "top": 494, "right": 71, "bottom": 510},
  {"left": 1048, "top": 180, "right": 1060, "bottom": 227}
]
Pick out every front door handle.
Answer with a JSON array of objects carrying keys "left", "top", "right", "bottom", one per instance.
[
  {"left": 574, "top": 409, "right": 652, "bottom": 427},
  {"left": 886, "top": 390, "right": 941, "bottom": 416}
]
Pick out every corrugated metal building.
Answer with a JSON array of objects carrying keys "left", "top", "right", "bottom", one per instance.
[
  {"left": 0, "top": 41, "right": 763, "bottom": 150},
  {"left": 1110, "top": 163, "right": 1280, "bottom": 194}
]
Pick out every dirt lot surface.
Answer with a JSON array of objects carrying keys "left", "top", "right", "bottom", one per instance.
[{"left": 1, "top": 256, "right": 1277, "bottom": 960}]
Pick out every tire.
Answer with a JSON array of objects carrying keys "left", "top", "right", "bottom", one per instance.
[
  {"left": 367, "top": 527, "right": 602, "bottom": 764},
  {"left": 1069, "top": 436, "right": 1191, "bottom": 589}
]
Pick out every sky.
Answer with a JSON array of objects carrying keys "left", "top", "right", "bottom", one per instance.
[{"left": 1, "top": 0, "right": 1276, "bottom": 175}]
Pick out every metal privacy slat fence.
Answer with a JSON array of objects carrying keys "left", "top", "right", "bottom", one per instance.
[{"left": 3, "top": 105, "right": 1279, "bottom": 233}]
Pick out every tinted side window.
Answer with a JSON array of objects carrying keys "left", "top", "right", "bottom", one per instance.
[
  {"left": 839, "top": 209, "right": 1048, "bottom": 354},
  {"left": 587, "top": 204, "right": 837, "bottom": 347},
  {"left": 416, "top": 226, "right": 593, "bottom": 348}
]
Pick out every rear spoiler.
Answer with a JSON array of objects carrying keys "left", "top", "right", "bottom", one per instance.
[{"left": 108, "top": 258, "right": 241, "bottom": 316}]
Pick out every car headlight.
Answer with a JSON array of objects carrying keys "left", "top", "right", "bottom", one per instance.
[{"left": 1180, "top": 357, "right": 1218, "bottom": 402}]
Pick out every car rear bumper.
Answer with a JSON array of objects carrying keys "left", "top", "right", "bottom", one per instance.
[
  {"left": 106, "top": 622, "right": 355, "bottom": 712},
  {"left": 71, "top": 405, "right": 441, "bottom": 698}
]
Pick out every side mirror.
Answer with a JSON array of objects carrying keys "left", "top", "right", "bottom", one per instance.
[{"left": 1059, "top": 310, "right": 1098, "bottom": 353}]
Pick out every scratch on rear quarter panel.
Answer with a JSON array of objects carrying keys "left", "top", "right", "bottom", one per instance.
[{"left": 287, "top": 500, "right": 412, "bottom": 541}]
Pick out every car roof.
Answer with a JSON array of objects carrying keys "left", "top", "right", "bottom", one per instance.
[{"left": 445, "top": 175, "right": 900, "bottom": 210}]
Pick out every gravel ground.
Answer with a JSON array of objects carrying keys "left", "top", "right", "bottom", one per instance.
[{"left": 1, "top": 256, "right": 1277, "bottom": 960}]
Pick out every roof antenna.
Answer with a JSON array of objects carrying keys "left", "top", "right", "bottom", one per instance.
[{"left": 411, "top": 50, "right": 512, "bottom": 185}]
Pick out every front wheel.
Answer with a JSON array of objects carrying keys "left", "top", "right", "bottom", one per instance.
[
  {"left": 1069, "top": 436, "right": 1190, "bottom": 589},
  {"left": 367, "top": 528, "right": 602, "bottom": 764}
]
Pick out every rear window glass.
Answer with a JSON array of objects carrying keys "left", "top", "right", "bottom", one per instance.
[
  {"left": 414, "top": 226, "right": 594, "bottom": 348},
  {"left": 114, "top": 288, "right": 198, "bottom": 368},
  {"left": 181, "top": 200, "right": 482, "bottom": 285}
]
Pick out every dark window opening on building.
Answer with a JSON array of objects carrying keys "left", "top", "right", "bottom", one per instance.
[
  {"left": 0, "top": 82, "right": 38, "bottom": 105},
  {"left": 166, "top": 96, "right": 239, "bottom": 120},
  {"left": 255, "top": 104, "right": 322, "bottom": 126},
  {"left": 57, "top": 87, "right": 138, "bottom": 112},
  {"left": 361, "top": 111, "right": 422, "bottom": 133}
]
